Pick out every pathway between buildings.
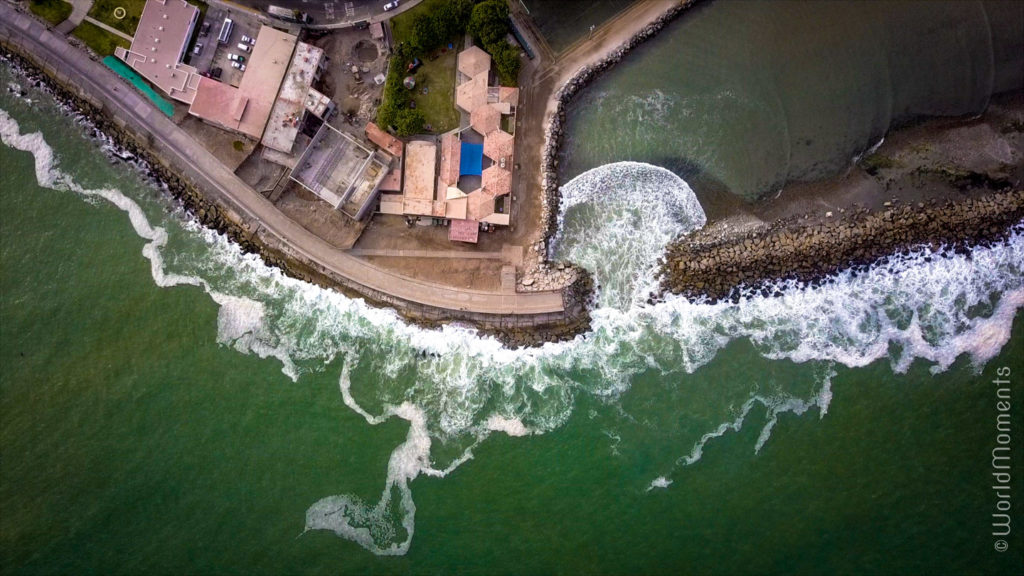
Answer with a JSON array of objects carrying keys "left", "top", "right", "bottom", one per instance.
[{"left": 0, "top": 3, "right": 565, "bottom": 316}]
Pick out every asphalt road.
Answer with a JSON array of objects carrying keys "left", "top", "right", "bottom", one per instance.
[
  {"left": 1, "top": 2, "right": 566, "bottom": 317},
  {"left": 228, "top": 0, "right": 415, "bottom": 27}
]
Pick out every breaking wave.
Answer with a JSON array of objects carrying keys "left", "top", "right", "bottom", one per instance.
[
  {"left": 551, "top": 161, "right": 706, "bottom": 309},
  {"left": 3, "top": 92, "right": 1023, "bottom": 556}
]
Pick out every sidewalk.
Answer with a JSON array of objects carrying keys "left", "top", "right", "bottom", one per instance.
[
  {"left": 54, "top": 0, "right": 91, "bottom": 35},
  {"left": 0, "top": 2, "right": 566, "bottom": 317}
]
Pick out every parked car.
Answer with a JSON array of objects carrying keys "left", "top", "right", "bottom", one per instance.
[
  {"left": 383, "top": 1, "right": 399, "bottom": 11},
  {"left": 231, "top": 61, "right": 240, "bottom": 69},
  {"left": 210, "top": 67, "right": 222, "bottom": 79},
  {"left": 227, "top": 53, "right": 238, "bottom": 61},
  {"left": 200, "top": 22, "right": 210, "bottom": 36},
  {"left": 239, "top": 63, "right": 246, "bottom": 71},
  {"left": 192, "top": 43, "right": 203, "bottom": 55},
  {"left": 241, "top": 34, "right": 255, "bottom": 45},
  {"left": 237, "top": 42, "right": 250, "bottom": 52}
]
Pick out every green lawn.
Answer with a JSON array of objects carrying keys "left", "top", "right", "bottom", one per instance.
[
  {"left": 88, "top": 0, "right": 147, "bottom": 36},
  {"left": 409, "top": 51, "right": 460, "bottom": 133},
  {"left": 384, "top": 0, "right": 462, "bottom": 134},
  {"left": 28, "top": 0, "right": 72, "bottom": 27},
  {"left": 389, "top": 0, "right": 451, "bottom": 47},
  {"left": 73, "top": 20, "right": 131, "bottom": 57}
]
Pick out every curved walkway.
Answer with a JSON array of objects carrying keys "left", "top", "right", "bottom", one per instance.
[
  {"left": 54, "top": 0, "right": 91, "bottom": 35},
  {"left": 1, "top": 3, "right": 564, "bottom": 316}
]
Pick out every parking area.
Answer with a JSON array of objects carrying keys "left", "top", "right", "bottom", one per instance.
[{"left": 186, "top": 6, "right": 263, "bottom": 87}]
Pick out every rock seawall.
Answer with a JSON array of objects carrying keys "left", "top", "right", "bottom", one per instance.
[
  {"left": 0, "top": 46, "right": 591, "bottom": 347},
  {"left": 662, "top": 190, "right": 1024, "bottom": 302},
  {"left": 537, "top": 0, "right": 701, "bottom": 258}
]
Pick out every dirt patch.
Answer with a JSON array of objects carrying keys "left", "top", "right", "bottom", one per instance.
[
  {"left": 362, "top": 256, "right": 507, "bottom": 291},
  {"left": 274, "top": 182, "right": 367, "bottom": 249},
  {"left": 177, "top": 115, "right": 254, "bottom": 171},
  {"left": 353, "top": 40, "right": 378, "bottom": 63},
  {"left": 305, "top": 27, "right": 388, "bottom": 128}
]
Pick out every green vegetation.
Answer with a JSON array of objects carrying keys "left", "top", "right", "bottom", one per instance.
[
  {"left": 73, "top": 20, "right": 131, "bottom": 57},
  {"left": 411, "top": 54, "right": 460, "bottom": 133},
  {"left": 28, "top": 0, "right": 72, "bottom": 27},
  {"left": 379, "top": 0, "right": 472, "bottom": 136},
  {"left": 232, "top": 140, "right": 245, "bottom": 152},
  {"left": 88, "top": 0, "right": 147, "bottom": 36},
  {"left": 861, "top": 153, "right": 901, "bottom": 175},
  {"left": 468, "top": 0, "right": 521, "bottom": 86}
]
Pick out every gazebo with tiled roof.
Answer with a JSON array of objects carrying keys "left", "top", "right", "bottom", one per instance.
[
  {"left": 483, "top": 129, "right": 514, "bottom": 162},
  {"left": 471, "top": 104, "right": 501, "bottom": 135},
  {"left": 481, "top": 164, "right": 512, "bottom": 198},
  {"left": 457, "top": 45, "right": 491, "bottom": 79},
  {"left": 456, "top": 74, "right": 489, "bottom": 113}
]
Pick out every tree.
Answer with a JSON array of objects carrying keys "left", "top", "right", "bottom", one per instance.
[
  {"left": 394, "top": 108, "right": 425, "bottom": 137},
  {"left": 491, "top": 40, "right": 521, "bottom": 86},
  {"left": 435, "top": 0, "right": 475, "bottom": 41},
  {"left": 410, "top": 13, "right": 439, "bottom": 53},
  {"left": 468, "top": 0, "right": 510, "bottom": 48}
]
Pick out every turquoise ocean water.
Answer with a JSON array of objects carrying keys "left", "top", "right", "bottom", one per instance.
[{"left": 2, "top": 14, "right": 1024, "bottom": 575}]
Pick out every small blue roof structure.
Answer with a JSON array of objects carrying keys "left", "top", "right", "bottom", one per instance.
[{"left": 460, "top": 142, "right": 484, "bottom": 176}]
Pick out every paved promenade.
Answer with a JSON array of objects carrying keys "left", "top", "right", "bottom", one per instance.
[{"left": 0, "top": 3, "right": 565, "bottom": 316}]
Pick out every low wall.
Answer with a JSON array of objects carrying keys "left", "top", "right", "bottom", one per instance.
[{"left": 0, "top": 37, "right": 591, "bottom": 347}]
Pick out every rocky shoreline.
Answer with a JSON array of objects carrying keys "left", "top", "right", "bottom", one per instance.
[
  {"left": 662, "top": 189, "right": 1024, "bottom": 302},
  {"left": 0, "top": 46, "right": 592, "bottom": 348},
  {"left": 537, "top": 0, "right": 701, "bottom": 257}
]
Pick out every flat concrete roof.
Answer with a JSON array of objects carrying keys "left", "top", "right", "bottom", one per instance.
[
  {"left": 262, "top": 41, "right": 324, "bottom": 153},
  {"left": 190, "top": 25, "right": 296, "bottom": 139},
  {"left": 292, "top": 122, "right": 378, "bottom": 210},
  {"left": 120, "top": 0, "right": 200, "bottom": 103},
  {"left": 403, "top": 141, "right": 436, "bottom": 202}
]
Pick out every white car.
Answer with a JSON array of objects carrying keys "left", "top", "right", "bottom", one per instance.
[
  {"left": 239, "top": 63, "right": 246, "bottom": 72},
  {"left": 227, "top": 53, "right": 238, "bottom": 61},
  {"left": 383, "top": 1, "right": 399, "bottom": 11},
  {"left": 237, "top": 42, "right": 250, "bottom": 52},
  {"left": 231, "top": 61, "right": 240, "bottom": 69}
]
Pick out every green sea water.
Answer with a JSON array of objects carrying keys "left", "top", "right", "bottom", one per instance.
[
  {"left": 2, "top": 48, "right": 1024, "bottom": 576},
  {"left": 557, "top": 0, "right": 1024, "bottom": 202}
]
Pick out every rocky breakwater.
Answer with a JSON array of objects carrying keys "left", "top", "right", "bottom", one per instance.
[
  {"left": 661, "top": 190, "right": 1024, "bottom": 302},
  {"left": 532, "top": 0, "right": 701, "bottom": 289},
  {"left": 1, "top": 47, "right": 588, "bottom": 347}
]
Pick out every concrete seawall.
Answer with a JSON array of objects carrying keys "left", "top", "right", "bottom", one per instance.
[{"left": 0, "top": 4, "right": 591, "bottom": 347}]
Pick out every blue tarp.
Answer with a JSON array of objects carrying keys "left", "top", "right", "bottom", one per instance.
[{"left": 460, "top": 142, "right": 484, "bottom": 176}]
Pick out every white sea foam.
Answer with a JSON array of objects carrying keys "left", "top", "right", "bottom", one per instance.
[
  {"left": 646, "top": 476, "right": 673, "bottom": 491},
  {"left": 4, "top": 102, "right": 1023, "bottom": 555},
  {"left": 551, "top": 161, "right": 706, "bottom": 309}
]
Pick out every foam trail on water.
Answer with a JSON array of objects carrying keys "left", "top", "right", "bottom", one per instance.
[{"left": 4, "top": 95, "right": 1024, "bottom": 555}]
